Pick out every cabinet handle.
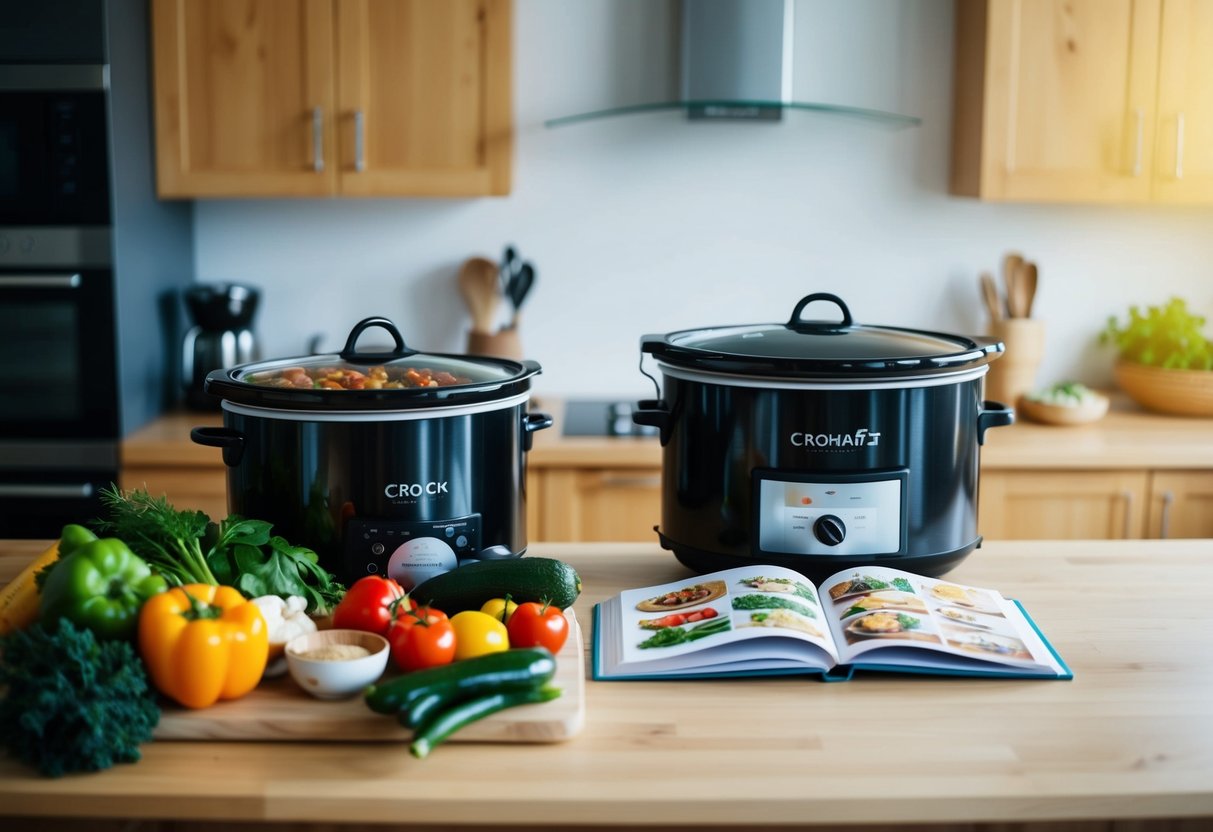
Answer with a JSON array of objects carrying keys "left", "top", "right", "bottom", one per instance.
[
  {"left": 1175, "top": 113, "right": 1185, "bottom": 180},
  {"left": 596, "top": 473, "right": 662, "bottom": 490},
  {"left": 0, "top": 482, "right": 94, "bottom": 499},
  {"left": 1159, "top": 490, "right": 1174, "bottom": 539},
  {"left": 1132, "top": 109, "right": 1144, "bottom": 177},
  {"left": 354, "top": 110, "right": 366, "bottom": 172},
  {"left": 1121, "top": 490, "right": 1134, "bottom": 538},
  {"left": 0, "top": 273, "right": 80, "bottom": 289},
  {"left": 312, "top": 107, "right": 324, "bottom": 173}
]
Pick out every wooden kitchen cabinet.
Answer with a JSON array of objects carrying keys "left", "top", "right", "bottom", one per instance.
[
  {"left": 531, "top": 468, "right": 662, "bottom": 543},
  {"left": 979, "top": 468, "right": 1213, "bottom": 540},
  {"left": 950, "top": 0, "right": 1213, "bottom": 203},
  {"left": 978, "top": 470, "right": 1151, "bottom": 539},
  {"left": 151, "top": 0, "right": 512, "bottom": 198},
  {"left": 1146, "top": 470, "right": 1213, "bottom": 538}
]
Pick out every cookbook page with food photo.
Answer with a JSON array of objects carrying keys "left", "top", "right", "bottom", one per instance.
[
  {"left": 820, "top": 567, "right": 1071, "bottom": 679},
  {"left": 592, "top": 565, "right": 1071, "bottom": 682}
]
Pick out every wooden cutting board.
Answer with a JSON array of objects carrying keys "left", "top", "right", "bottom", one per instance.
[{"left": 153, "top": 611, "right": 585, "bottom": 744}]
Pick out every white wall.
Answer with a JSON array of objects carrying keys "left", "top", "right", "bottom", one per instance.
[{"left": 194, "top": 0, "right": 1213, "bottom": 401}]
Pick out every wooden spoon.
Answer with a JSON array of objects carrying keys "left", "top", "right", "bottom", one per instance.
[
  {"left": 980, "top": 272, "right": 1003, "bottom": 323},
  {"left": 1002, "top": 252, "right": 1023, "bottom": 317},
  {"left": 457, "top": 257, "right": 502, "bottom": 333},
  {"left": 1019, "top": 261, "right": 1039, "bottom": 318}
]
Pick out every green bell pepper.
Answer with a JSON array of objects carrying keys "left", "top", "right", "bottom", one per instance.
[
  {"left": 58, "top": 523, "right": 98, "bottom": 558},
  {"left": 39, "top": 538, "right": 167, "bottom": 640}
]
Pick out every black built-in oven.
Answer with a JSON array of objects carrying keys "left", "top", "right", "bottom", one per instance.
[
  {"left": 0, "top": 59, "right": 118, "bottom": 535},
  {"left": 0, "top": 232, "right": 119, "bottom": 536}
]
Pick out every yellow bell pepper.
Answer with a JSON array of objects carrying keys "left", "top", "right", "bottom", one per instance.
[{"left": 138, "top": 584, "right": 268, "bottom": 709}]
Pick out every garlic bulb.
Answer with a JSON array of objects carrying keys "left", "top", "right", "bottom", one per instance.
[{"left": 252, "top": 595, "right": 318, "bottom": 677}]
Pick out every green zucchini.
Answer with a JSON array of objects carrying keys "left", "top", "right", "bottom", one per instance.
[
  {"left": 410, "top": 685, "right": 562, "bottom": 759},
  {"left": 410, "top": 557, "right": 581, "bottom": 614},
  {"left": 364, "top": 646, "right": 557, "bottom": 715}
]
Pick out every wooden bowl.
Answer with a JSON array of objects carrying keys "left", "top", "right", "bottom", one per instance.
[
  {"left": 1017, "top": 391, "right": 1109, "bottom": 426},
  {"left": 1114, "top": 360, "right": 1213, "bottom": 417}
]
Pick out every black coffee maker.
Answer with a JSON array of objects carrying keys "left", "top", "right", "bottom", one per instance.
[{"left": 182, "top": 283, "right": 261, "bottom": 410}]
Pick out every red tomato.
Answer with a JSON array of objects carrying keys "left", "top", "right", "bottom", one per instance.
[
  {"left": 388, "top": 606, "right": 456, "bottom": 672},
  {"left": 331, "top": 575, "right": 411, "bottom": 636},
  {"left": 506, "top": 601, "right": 569, "bottom": 653}
]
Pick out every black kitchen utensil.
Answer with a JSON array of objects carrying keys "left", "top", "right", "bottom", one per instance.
[
  {"left": 507, "top": 263, "right": 535, "bottom": 323},
  {"left": 500, "top": 245, "right": 521, "bottom": 295}
]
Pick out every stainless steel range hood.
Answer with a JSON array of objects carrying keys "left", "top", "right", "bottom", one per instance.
[
  {"left": 682, "top": 0, "right": 793, "bottom": 120},
  {"left": 544, "top": 0, "right": 918, "bottom": 129}
]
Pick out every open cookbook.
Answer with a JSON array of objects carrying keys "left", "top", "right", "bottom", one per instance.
[{"left": 592, "top": 564, "right": 1071, "bottom": 681}]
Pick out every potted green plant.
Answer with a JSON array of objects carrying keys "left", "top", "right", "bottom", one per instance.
[{"left": 1101, "top": 298, "right": 1213, "bottom": 416}]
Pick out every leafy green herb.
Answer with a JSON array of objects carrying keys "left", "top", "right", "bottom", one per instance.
[
  {"left": 892, "top": 577, "right": 914, "bottom": 594},
  {"left": 637, "top": 616, "right": 731, "bottom": 649},
  {"left": 731, "top": 593, "right": 817, "bottom": 618},
  {"left": 207, "top": 531, "right": 345, "bottom": 615},
  {"left": 95, "top": 486, "right": 344, "bottom": 614},
  {"left": 896, "top": 613, "right": 922, "bottom": 631},
  {"left": 1101, "top": 297, "right": 1212, "bottom": 369},
  {"left": 0, "top": 619, "right": 159, "bottom": 777},
  {"left": 95, "top": 485, "right": 220, "bottom": 585}
]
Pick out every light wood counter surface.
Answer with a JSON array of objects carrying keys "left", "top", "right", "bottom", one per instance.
[
  {"left": 3, "top": 538, "right": 1213, "bottom": 831},
  {"left": 123, "top": 396, "right": 1213, "bottom": 471}
]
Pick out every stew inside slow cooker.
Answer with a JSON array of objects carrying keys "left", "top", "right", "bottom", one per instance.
[{"left": 247, "top": 365, "right": 470, "bottom": 390}]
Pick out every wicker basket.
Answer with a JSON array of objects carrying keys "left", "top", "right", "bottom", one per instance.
[{"left": 1114, "top": 360, "right": 1213, "bottom": 417}]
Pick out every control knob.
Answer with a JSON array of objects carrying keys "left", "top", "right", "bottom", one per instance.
[{"left": 813, "top": 514, "right": 846, "bottom": 546}]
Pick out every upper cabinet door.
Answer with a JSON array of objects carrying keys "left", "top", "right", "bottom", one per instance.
[
  {"left": 951, "top": 0, "right": 1162, "bottom": 202},
  {"left": 334, "top": 0, "right": 512, "bottom": 196},
  {"left": 150, "top": 0, "right": 513, "bottom": 198},
  {"left": 152, "top": 0, "right": 337, "bottom": 197},
  {"left": 1151, "top": 0, "right": 1213, "bottom": 202}
]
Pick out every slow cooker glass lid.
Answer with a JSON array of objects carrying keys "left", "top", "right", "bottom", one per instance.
[
  {"left": 235, "top": 351, "right": 513, "bottom": 390},
  {"left": 669, "top": 323, "right": 974, "bottom": 362},
  {"left": 649, "top": 293, "right": 998, "bottom": 375}
]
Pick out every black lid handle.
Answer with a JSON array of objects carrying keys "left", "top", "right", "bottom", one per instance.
[
  {"left": 339, "top": 317, "right": 416, "bottom": 363},
  {"left": 787, "top": 293, "right": 854, "bottom": 331}
]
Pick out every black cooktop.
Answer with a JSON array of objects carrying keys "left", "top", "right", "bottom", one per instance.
[{"left": 560, "top": 399, "right": 659, "bottom": 437}]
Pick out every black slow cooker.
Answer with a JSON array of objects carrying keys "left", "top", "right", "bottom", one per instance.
[
  {"left": 192, "top": 317, "right": 552, "bottom": 588},
  {"left": 633, "top": 293, "right": 1014, "bottom": 580}
]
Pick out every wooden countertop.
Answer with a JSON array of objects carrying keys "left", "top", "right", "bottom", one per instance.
[
  {"left": 3, "top": 539, "right": 1213, "bottom": 830},
  {"left": 123, "top": 395, "right": 1213, "bottom": 472}
]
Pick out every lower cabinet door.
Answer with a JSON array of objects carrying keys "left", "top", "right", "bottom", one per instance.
[
  {"left": 534, "top": 469, "right": 662, "bottom": 543},
  {"left": 978, "top": 470, "right": 1151, "bottom": 540},
  {"left": 1148, "top": 471, "right": 1213, "bottom": 538}
]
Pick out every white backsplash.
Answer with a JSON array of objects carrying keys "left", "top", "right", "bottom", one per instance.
[{"left": 194, "top": 0, "right": 1213, "bottom": 401}]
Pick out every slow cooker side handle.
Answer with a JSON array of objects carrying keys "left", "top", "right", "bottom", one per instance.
[
  {"left": 632, "top": 399, "right": 672, "bottom": 445},
  {"left": 521, "top": 411, "right": 553, "bottom": 452},
  {"left": 191, "top": 426, "right": 245, "bottom": 467},
  {"left": 977, "top": 400, "right": 1015, "bottom": 445}
]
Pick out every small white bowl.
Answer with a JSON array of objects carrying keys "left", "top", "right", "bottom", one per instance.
[{"left": 284, "top": 629, "right": 389, "bottom": 699}]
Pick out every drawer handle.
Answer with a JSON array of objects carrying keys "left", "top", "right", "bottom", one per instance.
[
  {"left": 0, "top": 482, "right": 93, "bottom": 499},
  {"left": 354, "top": 110, "right": 366, "bottom": 172},
  {"left": 1121, "top": 490, "right": 1134, "bottom": 539},
  {"left": 597, "top": 473, "right": 662, "bottom": 489},
  {"left": 0, "top": 273, "right": 81, "bottom": 289},
  {"left": 1175, "top": 112, "right": 1185, "bottom": 180},
  {"left": 1131, "top": 109, "right": 1144, "bottom": 177},
  {"left": 1159, "top": 490, "right": 1174, "bottom": 539},
  {"left": 312, "top": 106, "right": 325, "bottom": 172}
]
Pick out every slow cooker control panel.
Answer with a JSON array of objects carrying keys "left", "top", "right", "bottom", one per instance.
[
  {"left": 344, "top": 514, "right": 482, "bottom": 589},
  {"left": 754, "top": 471, "right": 907, "bottom": 558}
]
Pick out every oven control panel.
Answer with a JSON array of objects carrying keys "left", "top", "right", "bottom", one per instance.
[
  {"left": 753, "top": 470, "right": 907, "bottom": 557},
  {"left": 344, "top": 514, "right": 482, "bottom": 589}
]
